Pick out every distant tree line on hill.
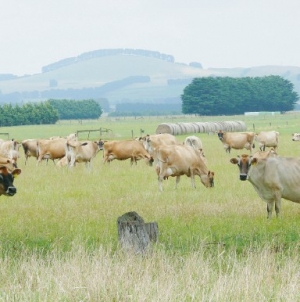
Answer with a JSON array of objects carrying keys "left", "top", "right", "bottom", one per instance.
[
  {"left": 42, "top": 49, "right": 175, "bottom": 73},
  {"left": 0, "top": 102, "right": 59, "bottom": 126},
  {"left": 0, "top": 76, "right": 150, "bottom": 103},
  {"left": 0, "top": 99, "right": 102, "bottom": 126},
  {"left": 182, "top": 75, "right": 299, "bottom": 115},
  {"left": 48, "top": 99, "right": 102, "bottom": 119}
]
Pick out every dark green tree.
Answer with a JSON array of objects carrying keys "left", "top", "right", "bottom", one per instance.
[{"left": 181, "top": 76, "right": 299, "bottom": 115}]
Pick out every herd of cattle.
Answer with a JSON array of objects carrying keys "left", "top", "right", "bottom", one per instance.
[{"left": 1, "top": 130, "right": 300, "bottom": 218}]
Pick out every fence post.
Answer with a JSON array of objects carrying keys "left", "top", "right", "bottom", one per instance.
[{"left": 117, "top": 211, "right": 159, "bottom": 254}]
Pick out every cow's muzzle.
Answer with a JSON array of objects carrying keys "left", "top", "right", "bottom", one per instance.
[
  {"left": 6, "top": 187, "right": 17, "bottom": 196},
  {"left": 239, "top": 174, "right": 247, "bottom": 181}
]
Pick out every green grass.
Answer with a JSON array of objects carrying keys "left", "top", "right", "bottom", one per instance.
[{"left": 1, "top": 114, "right": 300, "bottom": 299}]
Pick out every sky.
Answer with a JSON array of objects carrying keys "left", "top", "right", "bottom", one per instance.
[{"left": 1, "top": 0, "right": 300, "bottom": 76}]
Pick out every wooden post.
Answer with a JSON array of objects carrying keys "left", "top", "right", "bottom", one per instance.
[{"left": 117, "top": 212, "right": 158, "bottom": 254}]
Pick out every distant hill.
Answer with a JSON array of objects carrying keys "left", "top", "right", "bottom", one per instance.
[{"left": 0, "top": 48, "right": 300, "bottom": 106}]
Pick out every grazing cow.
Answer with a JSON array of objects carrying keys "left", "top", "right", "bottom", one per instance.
[
  {"left": 255, "top": 131, "right": 279, "bottom": 151},
  {"left": 230, "top": 154, "right": 300, "bottom": 218},
  {"left": 22, "top": 139, "right": 39, "bottom": 164},
  {"left": 217, "top": 130, "right": 255, "bottom": 153},
  {"left": 156, "top": 144, "right": 214, "bottom": 191},
  {"left": 37, "top": 138, "right": 67, "bottom": 164},
  {"left": 292, "top": 133, "right": 300, "bottom": 141},
  {"left": 103, "top": 140, "right": 153, "bottom": 165},
  {"left": 64, "top": 139, "right": 104, "bottom": 167},
  {"left": 0, "top": 165, "right": 21, "bottom": 196}
]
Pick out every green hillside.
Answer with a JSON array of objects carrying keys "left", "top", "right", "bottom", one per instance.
[{"left": 1, "top": 50, "right": 300, "bottom": 105}]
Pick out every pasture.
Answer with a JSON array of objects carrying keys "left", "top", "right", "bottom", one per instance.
[{"left": 1, "top": 113, "right": 300, "bottom": 300}]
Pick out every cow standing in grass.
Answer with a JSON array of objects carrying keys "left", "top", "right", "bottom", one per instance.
[
  {"left": 230, "top": 154, "right": 300, "bottom": 218},
  {"left": 218, "top": 131, "right": 255, "bottom": 154}
]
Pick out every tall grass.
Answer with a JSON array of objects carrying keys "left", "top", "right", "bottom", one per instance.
[{"left": 0, "top": 114, "right": 300, "bottom": 300}]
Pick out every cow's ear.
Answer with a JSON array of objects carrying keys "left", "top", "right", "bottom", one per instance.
[
  {"left": 251, "top": 158, "right": 258, "bottom": 165},
  {"left": 230, "top": 158, "right": 238, "bottom": 164},
  {"left": 12, "top": 169, "right": 21, "bottom": 177}
]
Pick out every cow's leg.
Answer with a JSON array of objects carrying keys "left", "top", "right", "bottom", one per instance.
[
  {"left": 274, "top": 196, "right": 281, "bottom": 218},
  {"left": 158, "top": 175, "right": 164, "bottom": 191},
  {"left": 267, "top": 201, "right": 275, "bottom": 219},
  {"left": 175, "top": 176, "right": 180, "bottom": 189}
]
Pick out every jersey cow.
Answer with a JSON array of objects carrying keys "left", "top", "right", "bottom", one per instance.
[
  {"left": 22, "top": 139, "right": 39, "bottom": 164},
  {"left": 255, "top": 131, "right": 279, "bottom": 151},
  {"left": 64, "top": 139, "right": 104, "bottom": 167},
  {"left": 217, "top": 131, "right": 255, "bottom": 154},
  {"left": 0, "top": 164, "right": 21, "bottom": 196},
  {"left": 37, "top": 138, "right": 67, "bottom": 164},
  {"left": 230, "top": 154, "right": 300, "bottom": 218},
  {"left": 103, "top": 140, "right": 153, "bottom": 165},
  {"left": 156, "top": 144, "right": 214, "bottom": 191},
  {"left": 141, "top": 133, "right": 178, "bottom": 155}
]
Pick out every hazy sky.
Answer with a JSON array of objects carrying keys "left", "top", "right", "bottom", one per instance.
[{"left": 1, "top": 0, "right": 300, "bottom": 75}]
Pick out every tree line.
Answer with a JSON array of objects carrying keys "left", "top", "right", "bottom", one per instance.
[
  {"left": 0, "top": 99, "right": 102, "bottom": 127},
  {"left": 181, "top": 75, "right": 299, "bottom": 115}
]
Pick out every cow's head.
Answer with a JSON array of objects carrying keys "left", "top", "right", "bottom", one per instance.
[
  {"left": 0, "top": 166, "right": 22, "bottom": 196},
  {"left": 230, "top": 154, "right": 253, "bottom": 181},
  {"left": 96, "top": 139, "right": 105, "bottom": 150},
  {"left": 200, "top": 171, "right": 215, "bottom": 187},
  {"left": 217, "top": 130, "right": 224, "bottom": 141}
]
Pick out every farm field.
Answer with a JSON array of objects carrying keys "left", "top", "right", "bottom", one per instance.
[{"left": 1, "top": 113, "right": 300, "bottom": 300}]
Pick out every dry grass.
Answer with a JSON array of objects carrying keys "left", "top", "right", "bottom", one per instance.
[{"left": 0, "top": 244, "right": 299, "bottom": 301}]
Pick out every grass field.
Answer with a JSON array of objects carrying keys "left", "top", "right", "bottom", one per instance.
[{"left": 1, "top": 114, "right": 300, "bottom": 300}]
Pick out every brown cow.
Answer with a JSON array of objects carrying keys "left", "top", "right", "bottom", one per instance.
[
  {"left": 230, "top": 154, "right": 300, "bottom": 218},
  {"left": 217, "top": 131, "right": 255, "bottom": 153},
  {"left": 37, "top": 138, "right": 67, "bottom": 164},
  {"left": 103, "top": 140, "right": 153, "bottom": 165},
  {"left": 156, "top": 144, "right": 214, "bottom": 191}
]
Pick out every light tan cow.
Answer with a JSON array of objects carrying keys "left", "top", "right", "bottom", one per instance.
[
  {"left": 64, "top": 139, "right": 104, "bottom": 168},
  {"left": 22, "top": 139, "right": 39, "bottom": 164},
  {"left": 103, "top": 140, "right": 153, "bottom": 165},
  {"left": 255, "top": 131, "right": 279, "bottom": 151},
  {"left": 217, "top": 130, "right": 255, "bottom": 154},
  {"left": 230, "top": 154, "right": 300, "bottom": 218},
  {"left": 0, "top": 139, "right": 20, "bottom": 166},
  {"left": 183, "top": 135, "right": 206, "bottom": 164},
  {"left": 156, "top": 144, "right": 214, "bottom": 191},
  {"left": 252, "top": 148, "right": 277, "bottom": 159}
]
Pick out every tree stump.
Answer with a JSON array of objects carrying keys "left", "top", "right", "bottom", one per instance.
[{"left": 117, "top": 211, "right": 159, "bottom": 254}]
